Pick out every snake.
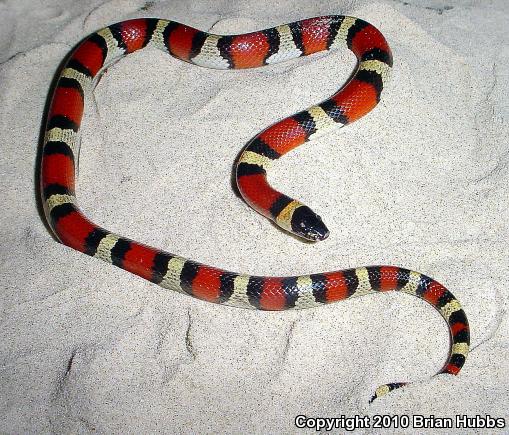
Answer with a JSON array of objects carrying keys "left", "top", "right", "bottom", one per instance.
[{"left": 39, "top": 15, "right": 470, "bottom": 402}]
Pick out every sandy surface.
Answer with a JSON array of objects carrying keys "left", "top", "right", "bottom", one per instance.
[{"left": 1, "top": 0, "right": 508, "bottom": 433}]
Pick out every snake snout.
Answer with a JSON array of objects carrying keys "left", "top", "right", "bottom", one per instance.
[{"left": 291, "top": 206, "right": 330, "bottom": 242}]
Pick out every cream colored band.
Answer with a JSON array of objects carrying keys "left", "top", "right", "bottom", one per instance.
[
  {"left": 452, "top": 342, "right": 469, "bottom": 357},
  {"left": 45, "top": 194, "right": 76, "bottom": 212},
  {"left": 224, "top": 274, "right": 256, "bottom": 309},
  {"left": 359, "top": 59, "right": 392, "bottom": 86},
  {"left": 275, "top": 200, "right": 301, "bottom": 230},
  {"left": 94, "top": 234, "right": 120, "bottom": 264},
  {"left": 160, "top": 256, "right": 187, "bottom": 293},
  {"left": 238, "top": 151, "right": 273, "bottom": 169}
]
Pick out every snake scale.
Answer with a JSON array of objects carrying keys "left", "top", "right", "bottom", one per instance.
[{"left": 39, "top": 15, "right": 470, "bottom": 402}]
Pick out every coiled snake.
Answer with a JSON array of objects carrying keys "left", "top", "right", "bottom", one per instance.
[{"left": 39, "top": 16, "right": 470, "bottom": 402}]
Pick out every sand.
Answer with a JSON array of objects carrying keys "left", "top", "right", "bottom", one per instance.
[{"left": 1, "top": 0, "right": 508, "bottom": 433}]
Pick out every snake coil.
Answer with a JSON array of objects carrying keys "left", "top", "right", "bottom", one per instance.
[{"left": 39, "top": 16, "right": 469, "bottom": 402}]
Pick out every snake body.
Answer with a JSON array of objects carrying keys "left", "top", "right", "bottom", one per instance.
[{"left": 39, "top": 16, "right": 469, "bottom": 401}]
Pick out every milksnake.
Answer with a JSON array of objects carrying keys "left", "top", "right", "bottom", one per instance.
[{"left": 39, "top": 16, "right": 470, "bottom": 402}]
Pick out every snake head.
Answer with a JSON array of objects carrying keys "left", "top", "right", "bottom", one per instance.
[{"left": 291, "top": 206, "right": 330, "bottom": 242}]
